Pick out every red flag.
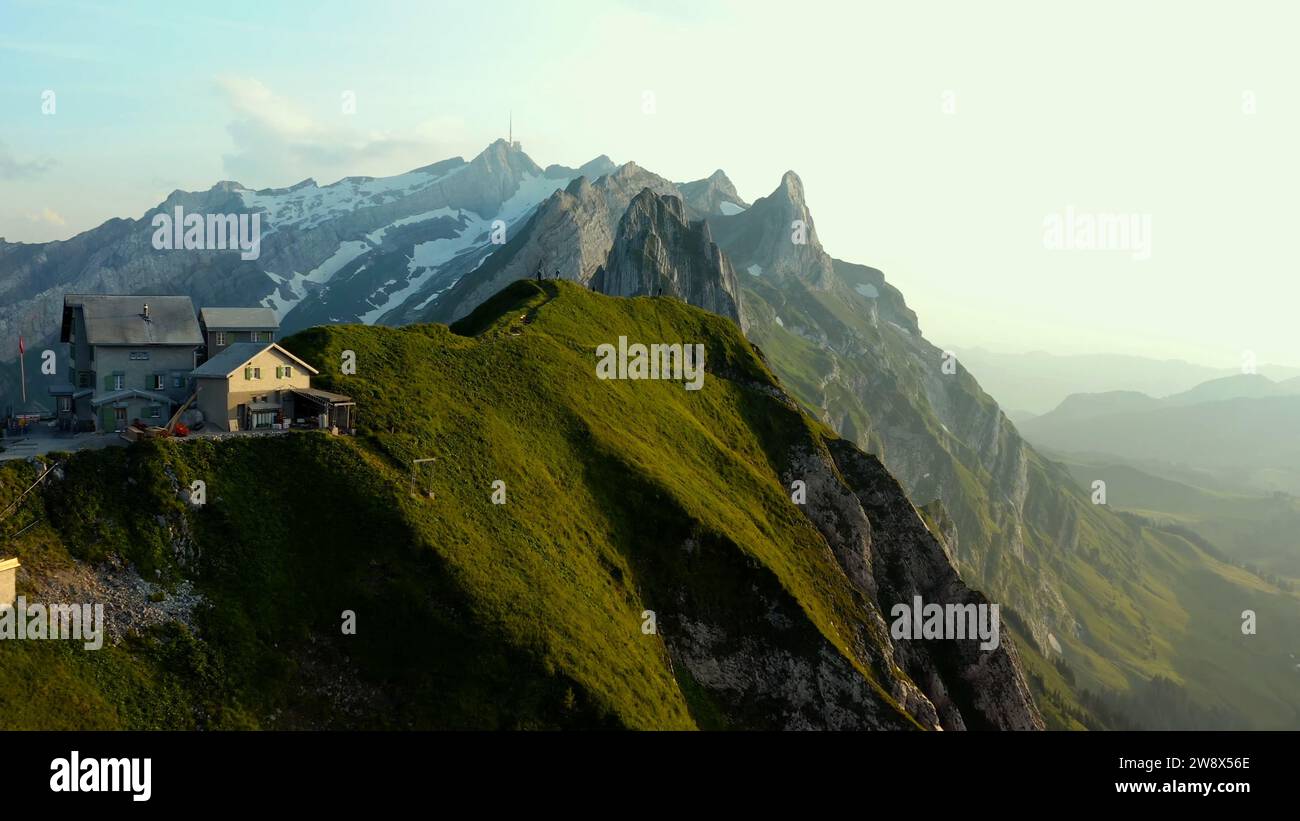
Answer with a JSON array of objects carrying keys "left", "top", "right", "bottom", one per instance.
[{"left": 17, "top": 336, "right": 25, "bottom": 355}]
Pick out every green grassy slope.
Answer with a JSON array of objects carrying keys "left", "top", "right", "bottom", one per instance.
[
  {"left": 1057, "top": 458, "right": 1300, "bottom": 585},
  {"left": 0, "top": 280, "right": 947, "bottom": 730}
]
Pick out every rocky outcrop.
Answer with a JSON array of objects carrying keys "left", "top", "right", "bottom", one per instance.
[
  {"left": 677, "top": 169, "right": 748, "bottom": 216},
  {"left": 658, "top": 522, "right": 935, "bottom": 730},
  {"left": 779, "top": 435, "right": 1043, "bottom": 731},
  {"left": 589, "top": 189, "right": 746, "bottom": 329},
  {"left": 709, "top": 170, "right": 834, "bottom": 290},
  {"left": 425, "top": 162, "right": 683, "bottom": 324},
  {"left": 826, "top": 439, "right": 1045, "bottom": 731}
]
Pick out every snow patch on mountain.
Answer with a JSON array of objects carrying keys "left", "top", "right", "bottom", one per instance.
[
  {"left": 238, "top": 165, "right": 462, "bottom": 231},
  {"left": 719, "top": 201, "right": 747, "bottom": 216},
  {"left": 365, "top": 209, "right": 455, "bottom": 245},
  {"left": 358, "top": 173, "right": 572, "bottom": 324},
  {"left": 263, "top": 240, "right": 372, "bottom": 319}
]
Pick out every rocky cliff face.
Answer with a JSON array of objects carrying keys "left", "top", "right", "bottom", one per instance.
[
  {"left": 646, "top": 339, "right": 1041, "bottom": 730},
  {"left": 421, "top": 162, "right": 685, "bottom": 324},
  {"left": 769, "top": 434, "right": 1042, "bottom": 730},
  {"left": 710, "top": 171, "right": 834, "bottom": 291},
  {"left": 826, "top": 440, "right": 1043, "bottom": 730},
  {"left": 589, "top": 189, "right": 746, "bottom": 329}
]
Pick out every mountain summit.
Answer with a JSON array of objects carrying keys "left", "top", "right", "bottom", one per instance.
[
  {"left": 710, "top": 170, "right": 834, "bottom": 290},
  {"left": 678, "top": 169, "right": 749, "bottom": 216}
]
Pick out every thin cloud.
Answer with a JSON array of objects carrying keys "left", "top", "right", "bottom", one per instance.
[
  {"left": 0, "top": 141, "right": 54, "bottom": 180},
  {"left": 215, "top": 75, "right": 465, "bottom": 189},
  {"left": 26, "top": 207, "right": 67, "bottom": 226}
]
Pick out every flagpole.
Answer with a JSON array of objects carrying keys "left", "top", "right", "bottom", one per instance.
[{"left": 19, "top": 344, "right": 26, "bottom": 405}]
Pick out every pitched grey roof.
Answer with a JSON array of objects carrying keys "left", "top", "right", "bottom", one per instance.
[
  {"left": 191, "top": 343, "right": 272, "bottom": 378},
  {"left": 190, "top": 342, "right": 319, "bottom": 378},
  {"left": 200, "top": 307, "right": 279, "bottom": 331},
  {"left": 65, "top": 295, "right": 203, "bottom": 346}
]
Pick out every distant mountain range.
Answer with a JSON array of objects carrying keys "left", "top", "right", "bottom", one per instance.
[
  {"left": 1019, "top": 373, "right": 1300, "bottom": 496},
  {"left": 3, "top": 139, "right": 1296, "bottom": 729},
  {"left": 950, "top": 348, "right": 1300, "bottom": 416}
]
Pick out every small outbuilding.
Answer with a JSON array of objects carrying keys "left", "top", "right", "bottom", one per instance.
[{"left": 190, "top": 342, "right": 353, "bottom": 433}]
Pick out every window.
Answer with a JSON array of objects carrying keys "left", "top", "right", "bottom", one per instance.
[
  {"left": 284, "top": 366, "right": 292, "bottom": 378},
  {"left": 129, "top": 351, "right": 150, "bottom": 361},
  {"left": 251, "top": 331, "right": 264, "bottom": 343},
  {"left": 253, "top": 367, "right": 261, "bottom": 379},
  {"left": 113, "top": 373, "right": 124, "bottom": 390},
  {"left": 215, "top": 332, "right": 226, "bottom": 346},
  {"left": 78, "top": 371, "right": 91, "bottom": 388},
  {"left": 147, "top": 405, "right": 162, "bottom": 419},
  {"left": 149, "top": 374, "right": 164, "bottom": 390},
  {"left": 58, "top": 396, "right": 71, "bottom": 413},
  {"left": 173, "top": 375, "right": 184, "bottom": 389}
]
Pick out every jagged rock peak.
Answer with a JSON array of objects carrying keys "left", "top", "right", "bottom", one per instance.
[
  {"left": 625, "top": 186, "right": 689, "bottom": 224},
  {"left": 470, "top": 138, "right": 542, "bottom": 176},
  {"left": 564, "top": 175, "right": 595, "bottom": 197},
  {"left": 678, "top": 169, "right": 749, "bottom": 215},
  {"left": 779, "top": 169, "right": 804, "bottom": 196},
  {"left": 578, "top": 154, "right": 617, "bottom": 178},
  {"left": 764, "top": 170, "right": 814, "bottom": 221},
  {"left": 704, "top": 168, "right": 742, "bottom": 197},
  {"left": 591, "top": 188, "right": 746, "bottom": 329}
]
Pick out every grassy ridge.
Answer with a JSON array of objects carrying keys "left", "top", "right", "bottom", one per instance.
[{"left": 0, "top": 280, "right": 921, "bottom": 729}]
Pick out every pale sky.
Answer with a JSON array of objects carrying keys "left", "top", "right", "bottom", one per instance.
[{"left": 2, "top": 0, "right": 1297, "bottom": 367}]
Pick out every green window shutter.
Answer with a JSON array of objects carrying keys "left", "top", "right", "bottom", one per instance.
[
  {"left": 103, "top": 374, "right": 114, "bottom": 391},
  {"left": 244, "top": 366, "right": 252, "bottom": 380}
]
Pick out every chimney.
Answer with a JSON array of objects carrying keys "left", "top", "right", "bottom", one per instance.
[{"left": 142, "top": 302, "right": 150, "bottom": 320}]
